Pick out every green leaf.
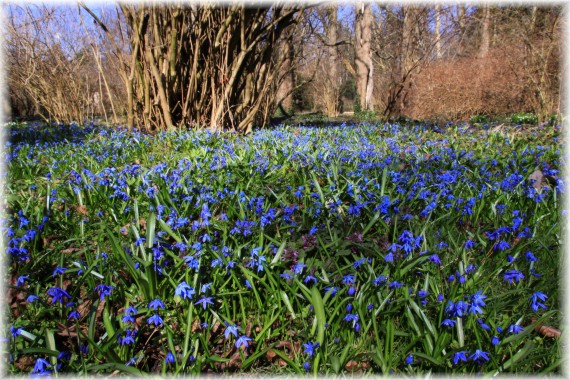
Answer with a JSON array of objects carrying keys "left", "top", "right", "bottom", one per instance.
[{"left": 311, "top": 286, "right": 326, "bottom": 346}]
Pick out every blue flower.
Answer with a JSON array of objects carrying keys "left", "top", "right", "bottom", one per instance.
[
  {"left": 195, "top": 296, "right": 214, "bottom": 310},
  {"left": 441, "top": 318, "right": 456, "bottom": 328},
  {"left": 325, "top": 286, "right": 338, "bottom": 297},
  {"left": 491, "top": 336, "right": 500, "bottom": 345},
  {"left": 388, "top": 281, "right": 403, "bottom": 289},
  {"left": 16, "top": 275, "right": 29, "bottom": 287},
  {"left": 303, "top": 361, "right": 311, "bottom": 371},
  {"left": 343, "top": 313, "right": 359, "bottom": 323},
  {"left": 429, "top": 254, "right": 442, "bottom": 265},
  {"left": 469, "top": 291, "right": 487, "bottom": 315},
  {"left": 303, "top": 341, "right": 320, "bottom": 358},
  {"left": 292, "top": 262, "right": 306, "bottom": 275},
  {"left": 235, "top": 335, "right": 252, "bottom": 349},
  {"left": 184, "top": 255, "right": 200, "bottom": 270},
  {"left": 507, "top": 324, "right": 524, "bottom": 334},
  {"left": 503, "top": 269, "right": 524, "bottom": 284},
  {"left": 148, "top": 298, "right": 165, "bottom": 310},
  {"left": 342, "top": 274, "right": 355, "bottom": 285},
  {"left": 47, "top": 287, "right": 72, "bottom": 304},
  {"left": 32, "top": 358, "right": 51, "bottom": 374},
  {"left": 495, "top": 240, "right": 510, "bottom": 251},
  {"left": 95, "top": 284, "right": 114, "bottom": 301},
  {"left": 452, "top": 351, "right": 468, "bottom": 365},
  {"left": 529, "top": 291, "right": 548, "bottom": 312},
  {"left": 200, "top": 283, "right": 212, "bottom": 294},
  {"left": 175, "top": 282, "right": 196, "bottom": 300},
  {"left": 469, "top": 349, "right": 490, "bottom": 363},
  {"left": 10, "top": 326, "right": 22, "bottom": 337},
  {"left": 122, "top": 314, "right": 135, "bottom": 324},
  {"left": 525, "top": 251, "right": 538, "bottom": 262},
  {"left": 405, "top": 354, "right": 414, "bottom": 365},
  {"left": 304, "top": 275, "right": 317, "bottom": 284},
  {"left": 224, "top": 324, "right": 241, "bottom": 339},
  {"left": 200, "top": 203, "right": 211, "bottom": 226},
  {"left": 373, "top": 275, "right": 387, "bottom": 286},
  {"left": 68, "top": 311, "right": 81, "bottom": 321},
  {"left": 165, "top": 352, "right": 175, "bottom": 365},
  {"left": 26, "top": 295, "right": 39, "bottom": 303},
  {"left": 118, "top": 329, "right": 137, "bottom": 345},
  {"left": 147, "top": 313, "right": 164, "bottom": 326},
  {"left": 126, "top": 356, "right": 140, "bottom": 366}
]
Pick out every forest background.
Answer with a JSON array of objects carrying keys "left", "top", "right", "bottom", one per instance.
[{"left": 3, "top": 2, "right": 564, "bottom": 132}]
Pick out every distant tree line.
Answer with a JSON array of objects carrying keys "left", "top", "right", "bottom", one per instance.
[{"left": 5, "top": 3, "right": 563, "bottom": 131}]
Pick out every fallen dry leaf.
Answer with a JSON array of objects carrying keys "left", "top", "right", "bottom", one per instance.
[
  {"left": 74, "top": 205, "right": 88, "bottom": 216},
  {"left": 267, "top": 349, "right": 277, "bottom": 362},
  {"left": 14, "top": 356, "right": 34, "bottom": 371},
  {"left": 529, "top": 169, "right": 544, "bottom": 191},
  {"left": 345, "top": 360, "right": 359, "bottom": 371},
  {"left": 61, "top": 247, "right": 81, "bottom": 254},
  {"left": 120, "top": 224, "right": 130, "bottom": 236},
  {"left": 532, "top": 318, "right": 561, "bottom": 338}
]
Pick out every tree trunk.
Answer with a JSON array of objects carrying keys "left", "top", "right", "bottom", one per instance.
[
  {"left": 435, "top": 4, "right": 442, "bottom": 59},
  {"left": 354, "top": 2, "right": 374, "bottom": 111},
  {"left": 326, "top": 5, "right": 340, "bottom": 116},
  {"left": 276, "top": 33, "right": 295, "bottom": 114},
  {"left": 478, "top": 5, "right": 490, "bottom": 58}
]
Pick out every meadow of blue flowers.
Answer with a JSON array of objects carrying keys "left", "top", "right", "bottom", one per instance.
[{"left": 5, "top": 121, "right": 563, "bottom": 375}]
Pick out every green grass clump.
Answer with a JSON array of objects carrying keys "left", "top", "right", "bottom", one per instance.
[{"left": 511, "top": 113, "right": 539, "bottom": 125}]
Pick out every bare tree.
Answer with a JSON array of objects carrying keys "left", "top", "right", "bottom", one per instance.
[
  {"left": 478, "top": 5, "right": 491, "bottom": 58},
  {"left": 276, "top": 34, "right": 295, "bottom": 115},
  {"left": 307, "top": 5, "right": 343, "bottom": 117},
  {"left": 434, "top": 4, "right": 442, "bottom": 59},
  {"left": 354, "top": 2, "right": 374, "bottom": 111}
]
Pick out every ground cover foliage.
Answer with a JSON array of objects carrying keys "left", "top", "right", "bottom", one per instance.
[{"left": 4, "top": 120, "right": 564, "bottom": 375}]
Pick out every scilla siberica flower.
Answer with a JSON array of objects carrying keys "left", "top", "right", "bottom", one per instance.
[
  {"left": 235, "top": 335, "right": 252, "bottom": 349},
  {"left": 303, "top": 341, "right": 320, "bottom": 358},
  {"left": 224, "top": 323, "right": 241, "bottom": 339},
  {"left": 529, "top": 291, "right": 548, "bottom": 312},
  {"left": 452, "top": 351, "right": 468, "bottom": 365},
  {"left": 174, "top": 282, "right": 195, "bottom": 300},
  {"left": 95, "top": 284, "right": 114, "bottom": 301},
  {"left": 503, "top": 269, "right": 524, "bottom": 284},
  {"left": 469, "top": 349, "right": 490, "bottom": 363},
  {"left": 47, "top": 287, "right": 71, "bottom": 304}
]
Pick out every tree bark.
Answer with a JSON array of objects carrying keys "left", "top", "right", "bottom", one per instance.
[
  {"left": 325, "top": 5, "right": 340, "bottom": 116},
  {"left": 435, "top": 4, "right": 442, "bottom": 59},
  {"left": 276, "top": 33, "right": 295, "bottom": 113},
  {"left": 354, "top": 2, "right": 374, "bottom": 111},
  {"left": 478, "top": 5, "right": 490, "bottom": 58}
]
